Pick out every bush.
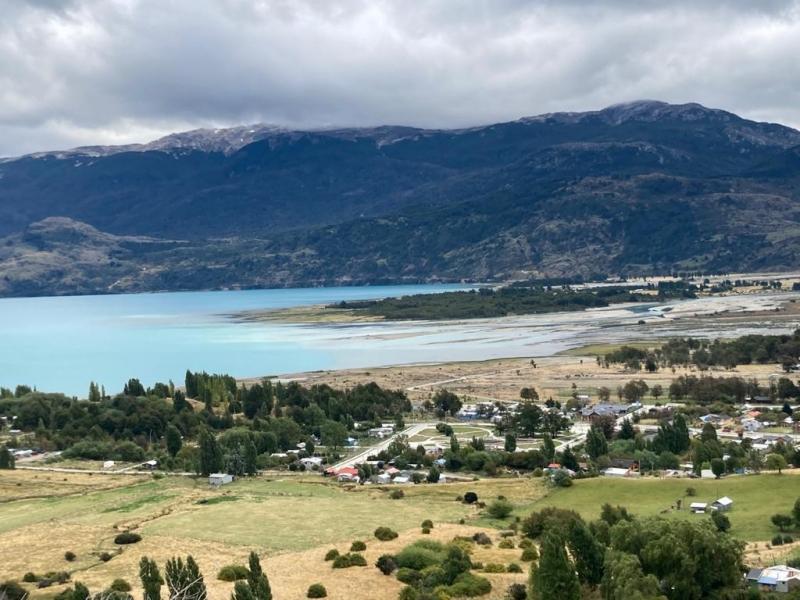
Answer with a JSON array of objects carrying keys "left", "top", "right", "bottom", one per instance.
[
  {"left": 446, "top": 572, "right": 492, "bottom": 597},
  {"left": 350, "top": 540, "right": 367, "bottom": 552},
  {"left": 22, "top": 572, "right": 38, "bottom": 583},
  {"left": 324, "top": 549, "right": 340, "bottom": 561},
  {"left": 521, "top": 547, "right": 538, "bottom": 562},
  {"left": 110, "top": 579, "right": 131, "bottom": 592},
  {"left": 498, "top": 539, "right": 515, "bottom": 549},
  {"left": 390, "top": 489, "right": 405, "bottom": 500},
  {"left": 307, "top": 583, "right": 328, "bottom": 598},
  {"left": 464, "top": 492, "right": 479, "bottom": 504},
  {"left": 99, "top": 552, "right": 113, "bottom": 562},
  {"left": 421, "top": 519, "right": 434, "bottom": 529},
  {"left": 113, "top": 532, "right": 141, "bottom": 545},
  {"left": 396, "top": 567, "right": 423, "bottom": 585},
  {"left": 332, "top": 553, "right": 367, "bottom": 569},
  {"left": 507, "top": 563, "right": 523, "bottom": 573},
  {"left": 64, "top": 551, "right": 76, "bottom": 562},
  {"left": 396, "top": 546, "right": 445, "bottom": 571},
  {"left": 518, "top": 538, "right": 533, "bottom": 549},
  {"left": 375, "top": 526, "right": 399, "bottom": 541},
  {"left": 686, "top": 487, "right": 697, "bottom": 497},
  {"left": 472, "top": 532, "right": 492, "bottom": 546},
  {"left": 0, "top": 581, "right": 26, "bottom": 600},
  {"left": 421, "top": 527, "right": 431, "bottom": 534},
  {"left": 483, "top": 563, "right": 506, "bottom": 573},
  {"left": 217, "top": 565, "right": 249, "bottom": 581},
  {"left": 772, "top": 535, "right": 784, "bottom": 546},
  {"left": 487, "top": 499, "right": 514, "bottom": 519},
  {"left": 783, "top": 535, "right": 794, "bottom": 544},
  {"left": 507, "top": 582, "right": 528, "bottom": 600},
  {"left": 399, "top": 586, "right": 419, "bottom": 600},
  {"left": 376, "top": 554, "right": 398, "bottom": 575}
]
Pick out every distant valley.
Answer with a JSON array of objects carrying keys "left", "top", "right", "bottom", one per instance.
[{"left": 2, "top": 100, "right": 800, "bottom": 297}]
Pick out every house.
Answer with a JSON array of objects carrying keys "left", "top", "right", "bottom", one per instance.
[
  {"left": 143, "top": 459, "right": 158, "bottom": 470},
  {"left": 300, "top": 456, "right": 323, "bottom": 470},
  {"left": 102, "top": 460, "right": 115, "bottom": 470},
  {"left": 393, "top": 475, "right": 411, "bottom": 484},
  {"left": 699, "top": 414, "right": 723, "bottom": 424},
  {"left": 209, "top": 473, "right": 233, "bottom": 486},
  {"left": 712, "top": 496, "right": 733, "bottom": 511},
  {"left": 741, "top": 418, "right": 763, "bottom": 433},
  {"left": 580, "top": 403, "right": 636, "bottom": 422},
  {"left": 690, "top": 502, "right": 708, "bottom": 514},
  {"left": 603, "top": 467, "right": 639, "bottom": 477},
  {"left": 368, "top": 427, "right": 394, "bottom": 438},
  {"left": 376, "top": 473, "right": 392, "bottom": 484},
  {"left": 746, "top": 565, "right": 800, "bottom": 593},
  {"left": 610, "top": 458, "right": 639, "bottom": 471},
  {"left": 325, "top": 466, "right": 359, "bottom": 480}
]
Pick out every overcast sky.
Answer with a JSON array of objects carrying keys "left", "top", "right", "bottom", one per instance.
[{"left": 3, "top": 0, "right": 800, "bottom": 156}]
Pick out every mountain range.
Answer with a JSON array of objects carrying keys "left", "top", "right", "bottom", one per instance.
[{"left": 1, "top": 100, "right": 800, "bottom": 297}]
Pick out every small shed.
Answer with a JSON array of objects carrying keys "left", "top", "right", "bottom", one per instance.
[
  {"left": 690, "top": 502, "right": 707, "bottom": 514},
  {"left": 209, "top": 473, "right": 233, "bottom": 486},
  {"left": 103, "top": 460, "right": 115, "bottom": 470},
  {"left": 712, "top": 496, "right": 733, "bottom": 511}
]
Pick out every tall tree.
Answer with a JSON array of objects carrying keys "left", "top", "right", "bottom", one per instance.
[
  {"left": 243, "top": 437, "right": 258, "bottom": 476},
  {"left": 532, "top": 530, "right": 581, "bottom": 600},
  {"left": 140, "top": 556, "right": 163, "bottom": 600},
  {"left": 243, "top": 552, "right": 272, "bottom": 600},
  {"left": 601, "top": 550, "right": 664, "bottom": 600},
  {"left": 165, "top": 424, "right": 183, "bottom": 458},
  {"left": 88, "top": 381, "right": 101, "bottom": 402},
  {"left": 568, "top": 521, "right": 605, "bottom": 586},
  {"left": 0, "top": 445, "right": 14, "bottom": 469},
  {"left": 542, "top": 434, "right": 555, "bottom": 463},
  {"left": 516, "top": 402, "right": 543, "bottom": 437},
  {"left": 165, "top": 555, "right": 207, "bottom": 600},
  {"left": 504, "top": 433, "right": 517, "bottom": 452},
  {"left": 586, "top": 425, "right": 608, "bottom": 460},
  {"left": 198, "top": 429, "right": 223, "bottom": 476}
]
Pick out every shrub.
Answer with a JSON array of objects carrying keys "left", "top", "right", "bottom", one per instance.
[
  {"left": 483, "top": 563, "right": 506, "bottom": 573},
  {"left": 472, "top": 532, "right": 492, "bottom": 546},
  {"left": 399, "top": 586, "right": 419, "bottom": 600},
  {"left": 110, "top": 579, "right": 131, "bottom": 592},
  {"left": 324, "top": 549, "right": 339, "bottom": 561},
  {"left": 686, "top": 487, "right": 697, "bottom": 497},
  {"left": 421, "top": 527, "right": 431, "bottom": 534},
  {"left": 64, "top": 551, "right": 76, "bottom": 562},
  {"left": 446, "top": 572, "right": 492, "bottom": 597},
  {"left": 332, "top": 553, "right": 367, "bottom": 568},
  {"left": 350, "top": 540, "right": 367, "bottom": 552},
  {"left": 507, "top": 563, "right": 522, "bottom": 573},
  {"left": 783, "top": 535, "right": 794, "bottom": 544},
  {"left": 498, "top": 539, "right": 515, "bottom": 549},
  {"left": 376, "top": 554, "right": 398, "bottom": 575},
  {"left": 464, "top": 492, "right": 479, "bottom": 504},
  {"left": 521, "top": 547, "right": 538, "bottom": 562},
  {"left": 0, "top": 581, "right": 26, "bottom": 600},
  {"left": 22, "top": 573, "right": 38, "bottom": 582},
  {"left": 487, "top": 499, "right": 514, "bottom": 519},
  {"left": 113, "top": 532, "right": 141, "bottom": 545},
  {"left": 522, "top": 507, "right": 582, "bottom": 539},
  {"left": 507, "top": 582, "right": 528, "bottom": 600},
  {"left": 374, "top": 526, "right": 399, "bottom": 541},
  {"left": 772, "top": 535, "right": 784, "bottom": 546},
  {"left": 307, "top": 583, "right": 327, "bottom": 598},
  {"left": 99, "top": 552, "right": 113, "bottom": 562},
  {"left": 217, "top": 565, "right": 249, "bottom": 581},
  {"left": 518, "top": 538, "right": 533, "bottom": 549},
  {"left": 37, "top": 580, "right": 53, "bottom": 589},
  {"left": 396, "top": 546, "right": 445, "bottom": 571},
  {"left": 421, "top": 519, "right": 434, "bottom": 529},
  {"left": 396, "top": 568, "right": 423, "bottom": 585},
  {"left": 390, "top": 489, "right": 405, "bottom": 500},
  {"left": 499, "top": 530, "right": 515, "bottom": 538}
]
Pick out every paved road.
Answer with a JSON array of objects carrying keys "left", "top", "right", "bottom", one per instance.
[{"left": 331, "top": 422, "right": 432, "bottom": 469}]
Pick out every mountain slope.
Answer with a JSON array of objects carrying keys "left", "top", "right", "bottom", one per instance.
[{"left": 1, "top": 101, "right": 799, "bottom": 296}]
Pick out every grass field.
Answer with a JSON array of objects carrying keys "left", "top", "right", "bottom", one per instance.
[
  {"left": 517, "top": 473, "right": 800, "bottom": 542},
  {"left": 2, "top": 469, "right": 797, "bottom": 598}
]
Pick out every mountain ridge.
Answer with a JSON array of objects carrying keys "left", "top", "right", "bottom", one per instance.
[{"left": 1, "top": 100, "right": 799, "bottom": 297}]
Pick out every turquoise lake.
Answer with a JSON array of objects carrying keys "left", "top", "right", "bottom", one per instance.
[{"left": 0, "top": 285, "right": 796, "bottom": 396}]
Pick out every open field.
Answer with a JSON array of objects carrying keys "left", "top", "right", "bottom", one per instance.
[{"left": 518, "top": 473, "right": 800, "bottom": 543}]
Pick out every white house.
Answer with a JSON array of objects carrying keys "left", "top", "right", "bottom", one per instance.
[
  {"left": 103, "top": 460, "right": 116, "bottom": 470},
  {"left": 300, "top": 456, "right": 323, "bottom": 469},
  {"left": 209, "top": 473, "right": 233, "bottom": 486},
  {"left": 690, "top": 502, "right": 708, "bottom": 514},
  {"left": 603, "top": 467, "right": 638, "bottom": 478},
  {"left": 747, "top": 565, "right": 800, "bottom": 594},
  {"left": 712, "top": 496, "right": 733, "bottom": 511}
]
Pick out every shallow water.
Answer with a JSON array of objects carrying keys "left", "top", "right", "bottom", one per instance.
[{"left": 0, "top": 286, "right": 797, "bottom": 396}]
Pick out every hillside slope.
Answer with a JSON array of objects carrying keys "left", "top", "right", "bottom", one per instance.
[{"left": 1, "top": 101, "right": 799, "bottom": 296}]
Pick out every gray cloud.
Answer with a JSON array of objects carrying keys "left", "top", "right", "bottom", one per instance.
[{"left": 2, "top": 0, "right": 800, "bottom": 155}]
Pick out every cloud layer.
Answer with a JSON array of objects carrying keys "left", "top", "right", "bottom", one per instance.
[{"left": 3, "top": 0, "right": 800, "bottom": 155}]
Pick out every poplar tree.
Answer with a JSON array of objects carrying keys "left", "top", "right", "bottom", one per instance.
[
  {"left": 531, "top": 530, "right": 581, "bottom": 600},
  {"left": 140, "top": 556, "right": 163, "bottom": 600}
]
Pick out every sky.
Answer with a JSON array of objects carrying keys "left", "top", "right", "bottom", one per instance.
[{"left": 3, "top": 0, "right": 800, "bottom": 156}]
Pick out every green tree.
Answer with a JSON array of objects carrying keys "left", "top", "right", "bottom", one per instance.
[
  {"left": 586, "top": 425, "right": 608, "bottom": 460},
  {"left": 231, "top": 581, "right": 256, "bottom": 600},
  {"left": 520, "top": 387, "right": 540, "bottom": 402},
  {"left": 504, "top": 433, "right": 517, "bottom": 452},
  {"left": 164, "top": 555, "right": 207, "bottom": 600},
  {"left": 243, "top": 438, "right": 258, "bottom": 476},
  {"left": 601, "top": 550, "right": 664, "bottom": 600},
  {"left": 139, "top": 556, "right": 163, "bottom": 600},
  {"left": 532, "top": 529, "right": 581, "bottom": 600},
  {"left": 711, "top": 510, "right": 730, "bottom": 533},
  {"left": 0, "top": 445, "right": 14, "bottom": 470},
  {"left": 542, "top": 434, "right": 555, "bottom": 463},
  {"left": 793, "top": 497, "right": 800, "bottom": 527},
  {"left": 320, "top": 420, "right": 348, "bottom": 451},
  {"left": 433, "top": 389, "right": 462, "bottom": 417},
  {"left": 516, "top": 402, "right": 543, "bottom": 437},
  {"left": 568, "top": 521, "right": 605, "bottom": 586},
  {"left": 618, "top": 419, "right": 635, "bottom": 440},
  {"left": 165, "top": 424, "right": 182, "bottom": 458},
  {"left": 766, "top": 453, "right": 788, "bottom": 474},
  {"left": 772, "top": 514, "right": 793, "bottom": 531},
  {"left": 426, "top": 465, "right": 440, "bottom": 483},
  {"left": 246, "top": 552, "right": 272, "bottom": 600},
  {"left": 710, "top": 457, "right": 725, "bottom": 479},
  {"left": 198, "top": 429, "right": 223, "bottom": 476},
  {"left": 561, "top": 445, "right": 579, "bottom": 471},
  {"left": 88, "top": 381, "right": 101, "bottom": 402}
]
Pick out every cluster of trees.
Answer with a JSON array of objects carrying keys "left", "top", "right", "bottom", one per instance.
[
  {"left": 0, "top": 371, "right": 410, "bottom": 474},
  {"left": 0, "top": 444, "right": 14, "bottom": 469},
  {"left": 604, "top": 330, "right": 800, "bottom": 372},
  {"left": 495, "top": 402, "right": 570, "bottom": 439},
  {"left": 525, "top": 503, "right": 745, "bottom": 600},
  {"left": 328, "top": 283, "right": 699, "bottom": 321}
]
